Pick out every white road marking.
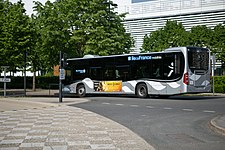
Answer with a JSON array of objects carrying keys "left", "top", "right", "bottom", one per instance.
[
  {"left": 141, "top": 115, "right": 147, "bottom": 117},
  {"left": 146, "top": 106, "right": 154, "bottom": 109},
  {"left": 203, "top": 110, "right": 215, "bottom": 113},
  {"left": 163, "top": 107, "right": 172, "bottom": 110},
  {"left": 182, "top": 109, "right": 193, "bottom": 112},
  {"left": 102, "top": 103, "right": 110, "bottom": 105},
  {"left": 115, "top": 104, "right": 124, "bottom": 106},
  {"left": 130, "top": 105, "right": 139, "bottom": 107},
  {"left": 101, "top": 103, "right": 215, "bottom": 115}
]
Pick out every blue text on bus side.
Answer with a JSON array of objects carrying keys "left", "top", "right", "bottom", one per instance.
[
  {"left": 128, "top": 55, "right": 152, "bottom": 61},
  {"left": 75, "top": 69, "right": 86, "bottom": 74}
]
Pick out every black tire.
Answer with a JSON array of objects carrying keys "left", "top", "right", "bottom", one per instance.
[
  {"left": 76, "top": 84, "right": 86, "bottom": 97},
  {"left": 136, "top": 83, "right": 148, "bottom": 98}
]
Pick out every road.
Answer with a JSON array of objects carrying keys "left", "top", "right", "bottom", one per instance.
[{"left": 71, "top": 95, "right": 225, "bottom": 150}]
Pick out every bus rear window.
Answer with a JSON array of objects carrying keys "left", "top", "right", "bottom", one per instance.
[{"left": 188, "top": 48, "right": 209, "bottom": 72}]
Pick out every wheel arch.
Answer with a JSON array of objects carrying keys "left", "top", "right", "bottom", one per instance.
[
  {"left": 76, "top": 82, "right": 85, "bottom": 90},
  {"left": 135, "top": 82, "right": 149, "bottom": 95},
  {"left": 76, "top": 82, "right": 86, "bottom": 97}
]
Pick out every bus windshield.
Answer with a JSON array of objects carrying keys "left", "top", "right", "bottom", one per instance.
[{"left": 188, "top": 47, "right": 209, "bottom": 72}]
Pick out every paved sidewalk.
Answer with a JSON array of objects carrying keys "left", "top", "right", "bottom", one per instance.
[
  {"left": 210, "top": 115, "right": 225, "bottom": 136},
  {"left": 0, "top": 97, "right": 155, "bottom": 150}
]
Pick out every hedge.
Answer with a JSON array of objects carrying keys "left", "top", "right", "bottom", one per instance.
[
  {"left": 213, "top": 76, "right": 225, "bottom": 93},
  {"left": 0, "top": 76, "right": 58, "bottom": 89}
]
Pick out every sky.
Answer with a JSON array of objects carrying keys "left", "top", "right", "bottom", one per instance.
[
  {"left": 9, "top": 0, "right": 130, "bottom": 15},
  {"left": 9, "top": 0, "right": 53, "bottom": 15}
]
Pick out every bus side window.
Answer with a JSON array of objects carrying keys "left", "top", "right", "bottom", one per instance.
[
  {"left": 90, "top": 67, "right": 102, "bottom": 80},
  {"left": 116, "top": 66, "right": 130, "bottom": 81},
  {"left": 152, "top": 62, "right": 162, "bottom": 79},
  {"left": 115, "top": 69, "right": 120, "bottom": 78},
  {"left": 163, "top": 53, "right": 184, "bottom": 80},
  {"left": 104, "top": 68, "right": 114, "bottom": 80},
  {"left": 135, "top": 66, "right": 150, "bottom": 79},
  {"left": 163, "top": 54, "right": 174, "bottom": 79}
]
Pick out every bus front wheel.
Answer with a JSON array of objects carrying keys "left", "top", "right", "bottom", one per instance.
[
  {"left": 76, "top": 84, "right": 86, "bottom": 97},
  {"left": 136, "top": 83, "right": 148, "bottom": 98}
]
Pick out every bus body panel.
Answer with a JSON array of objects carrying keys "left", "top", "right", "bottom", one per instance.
[
  {"left": 187, "top": 70, "right": 211, "bottom": 93},
  {"left": 63, "top": 46, "right": 210, "bottom": 97},
  {"left": 64, "top": 79, "right": 187, "bottom": 96},
  {"left": 64, "top": 78, "right": 95, "bottom": 94},
  {"left": 145, "top": 80, "right": 186, "bottom": 95}
]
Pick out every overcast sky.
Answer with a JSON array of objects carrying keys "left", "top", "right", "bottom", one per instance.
[
  {"left": 9, "top": 0, "right": 53, "bottom": 15},
  {"left": 9, "top": 0, "right": 131, "bottom": 15}
]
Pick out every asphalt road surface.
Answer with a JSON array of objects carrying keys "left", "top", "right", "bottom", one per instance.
[{"left": 71, "top": 95, "right": 225, "bottom": 150}]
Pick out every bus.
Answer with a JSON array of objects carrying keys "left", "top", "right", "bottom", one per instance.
[{"left": 63, "top": 46, "right": 211, "bottom": 98}]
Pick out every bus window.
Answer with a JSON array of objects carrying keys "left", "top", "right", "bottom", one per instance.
[
  {"left": 151, "top": 60, "right": 162, "bottom": 79},
  {"left": 134, "top": 65, "right": 150, "bottom": 79},
  {"left": 174, "top": 53, "right": 184, "bottom": 78},
  {"left": 103, "top": 67, "right": 115, "bottom": 80},
  {"left": 188, "top": 47, "right": 209, "bottom": 72},
  {"left": 116, "top": 65, "right": 130, "bottom": 81},
  {"left": 90, "top": 67, "right": 102, "bottom": 80},
  {"left": 163, "top": 53, "right": 184, "bottom": 80},
  {"left": 163, "top": 53, "right": 175, "bottom": 79}
]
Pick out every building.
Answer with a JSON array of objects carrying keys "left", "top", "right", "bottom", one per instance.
[{"left": 114, "top": 0, "right": 225, "bottom": 51}]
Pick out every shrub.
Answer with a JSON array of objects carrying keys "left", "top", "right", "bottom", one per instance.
[
  {"left": 212, "top": 76, "right": 225, "bottom": 93},
  {"left": 0, "top": 76, "right": 58, "bottom": 89}
]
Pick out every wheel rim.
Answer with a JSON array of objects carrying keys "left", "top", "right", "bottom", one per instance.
[
  {"left": 78, "top": 87, "right": 85, "bottom": 95},
  {"left": 139, "top": 86, "right": 146, "bottom": 97}
]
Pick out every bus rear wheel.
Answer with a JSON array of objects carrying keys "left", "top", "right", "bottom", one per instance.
[
  {"left": 136, "top": 83, "right": 148, "bottom": 98},
  {"left": 76, "top": 84, "right": 86, "bottom": 97}
]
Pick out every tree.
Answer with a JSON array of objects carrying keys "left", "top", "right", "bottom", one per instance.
[
  {"left": 211, "top": 24, "right": 225, "bottom": 69},
  {"left": 33, "top": 0, "right": 133, "bottom": 71},
  {"left": 141, "top": 20, "right": 187, "bottom": 52},
  {"left": 142, "top": 28, "right": 165, "bottom": 52},
  {"left": 0, "top": 0, "right": 4, "bottom": 66},
  {"left": 189, "top": 25, "right": 212, "bottom": 48},
  {"left": 0, "top": 0, "right": 31, "bottom": 71},
  {"left": 83, "top": 0, "right": 133, "bottom": 55}
]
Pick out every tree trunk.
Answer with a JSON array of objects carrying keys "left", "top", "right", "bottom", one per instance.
[{"left": 32, "top": 69, "right": 36, "bottom": 91}]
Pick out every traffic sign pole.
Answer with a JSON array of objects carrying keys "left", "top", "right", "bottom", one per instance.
[
  {"left": 59, "top": 51, "right": 63, "bottom": 103},
  {"left": 4, "top": 67, "right": 6, "bottom": 97},
  {"left": 1, "top": 66, "right": 9, "bottom": 97}
]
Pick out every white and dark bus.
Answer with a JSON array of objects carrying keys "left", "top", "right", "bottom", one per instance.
[{"left": 63, "top": 46, "right": 211, "bottom": 98}]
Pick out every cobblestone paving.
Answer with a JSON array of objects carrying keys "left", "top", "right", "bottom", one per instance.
[{"left": 0, "top": 105, "right": 154, "bottom": 150}]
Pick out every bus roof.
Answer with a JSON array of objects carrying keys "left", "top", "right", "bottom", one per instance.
[
  {"left": 67, "top": 51, "right": 162, "bottom": 61},
  {"left": 67, "top": 46, "right": 207, "bottom": 61}
]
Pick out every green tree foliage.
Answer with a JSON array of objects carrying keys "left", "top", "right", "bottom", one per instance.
[
  {"left": 0, "top": 0, "right": 4, "bottom": 63},
  {"left": 33, "top": 0, "right": 134, "bottom": 70},
  {"left": 211, "top": 24, "right": 225, "bottom": 66},
  {"left": 0, "top": 0, "right": 31, "bottom": 70},
  {"left": 189, "top": 25, "right": 212, "bottom": 48},
  {"left": 142, "top": 20, "right": 187, "bottom": 52},
  {"left": 33, "top": 1, "right": 69, "bottom": 70}
]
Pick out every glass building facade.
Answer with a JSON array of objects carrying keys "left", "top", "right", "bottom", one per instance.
[
  {"left": 115, "top": 0, "right": 225, "bottom": 51},
  {"left": 132, "top": 0, "right": 153, "bottom": 3}
]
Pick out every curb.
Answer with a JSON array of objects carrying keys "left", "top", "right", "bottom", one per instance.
[{"left": 209, "top": 115, "right": 225, "bottom": 136}]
